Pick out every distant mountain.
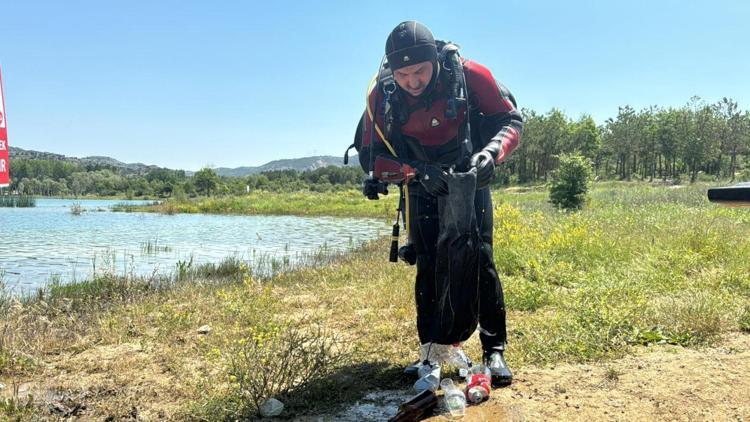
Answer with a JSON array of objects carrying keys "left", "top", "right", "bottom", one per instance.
[
  {"left": 10, "top": 146, "right": 162, "bottom": 175},
  {"left": 213, "top": 155, "right": 357, "bottom": 177},
  {"left": 9, "top": 146, "right": 358, "bottom": 177}
]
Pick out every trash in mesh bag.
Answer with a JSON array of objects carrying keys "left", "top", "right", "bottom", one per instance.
[{"left": 432, "top": 168, "right": 481, "bottom": 345}]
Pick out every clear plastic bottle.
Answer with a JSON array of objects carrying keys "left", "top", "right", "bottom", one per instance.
[
  {"left": 440, "top": 378, "right": 466, "bottom": 418},
  {"left": 414, "top": 362, "right": 441, "bottom": 393},
  {"left": 419, "top": 343, "right": 472, "bottom": 372},
  {"left": 446, "top": 346, "right": 473, "bottom": 377},
  {"left": 464, "top": 364, "right": 492, "bottom": 404}
]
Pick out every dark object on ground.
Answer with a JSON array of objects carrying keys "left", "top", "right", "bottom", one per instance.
[
  {"left": 484, "top": 350, "right": 513, "bottom": 387},
  {"left": 708, "top": 182, "right": 750, "bottom": 206},
  {"left": 388, "top": 390, "right": 438, "bottom": 422}
]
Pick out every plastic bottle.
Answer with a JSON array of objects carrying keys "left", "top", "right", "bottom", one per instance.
[
  {"left": 445, "top": 346, "right": 473, "bottom": 377},
  {"left": 414, "top": 362, "right": 441, "bottom": 393},
  {"left": 440, "top": 378, "right": 466, "bottom": 419},
  {"left": 464, "top": 364, "right": 492, "bottom": 404}
]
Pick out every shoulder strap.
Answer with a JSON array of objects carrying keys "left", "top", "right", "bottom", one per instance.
[{"left": 366, "top": 71, "right": 399, "bottom": 158}]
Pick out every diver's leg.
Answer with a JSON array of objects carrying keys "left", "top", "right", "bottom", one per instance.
[
  {"left": 404, "top": 190, "right": 440, "bottom": 378},
  {"left": 411, "top": 191, "right": 439, "bottom": 346},
  {"left": 474, "top": 187, "right": 512, "bottom": 386}
]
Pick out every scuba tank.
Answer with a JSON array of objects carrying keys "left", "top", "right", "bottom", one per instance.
[{"left": 438, "top": 41, "right": 473, "bottom": 170}]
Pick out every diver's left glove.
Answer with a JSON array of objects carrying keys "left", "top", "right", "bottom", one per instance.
[
  {"left": 415, "top": 163, "right": 449, "bottom": 197},
  {"left": 470, "top": 150, "right": 496, "bottom": 190},
  {"left": 362, "top": 177, "right": 388, "bottom": 200}
]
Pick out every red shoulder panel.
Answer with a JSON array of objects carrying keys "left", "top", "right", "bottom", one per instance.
[{"left": 463, "top": 60, "right": 515, "bottom": 115}]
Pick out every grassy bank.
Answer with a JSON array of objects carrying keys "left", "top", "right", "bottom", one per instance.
[
  {"left": 2, "top": 182, "right": 750, "bottom": 419},
  {"left": 112, "top": 189, "right": 400, "bottom": 218}
]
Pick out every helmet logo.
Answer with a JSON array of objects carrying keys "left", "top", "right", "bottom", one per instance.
[
  {"left": 403, "top": 55, "right": 410, "bottom": 62},
  {"left": 431, "top": 117, "right": 440, "bottom": 127}
]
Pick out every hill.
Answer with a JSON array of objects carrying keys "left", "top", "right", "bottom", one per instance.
[
  {"left": 213, "top": 155, "right": 356, "bottom": 177},
  {"left": 9, "top": 146, "right": 161, "bottom": 175},
  {"left": 9, "top": 146, "right": 357, "bottom": 177}
]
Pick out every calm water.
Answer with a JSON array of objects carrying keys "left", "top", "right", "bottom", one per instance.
[{"left": 0, "top": 198, "right": 386, "bottom": 294}]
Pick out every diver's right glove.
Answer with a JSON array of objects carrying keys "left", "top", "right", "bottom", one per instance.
[
  {"left": 470, "top": 139, "right": 503, "bottom": 190},
  {"left": 415, "top": 163, "right": 449, "bottom": 197}
]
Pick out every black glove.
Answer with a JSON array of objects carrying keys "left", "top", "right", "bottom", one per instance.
[
  {"left": 416, "top": 163, "right": 449, "bottom": 196},
  {"left": 470, "top": 150, "right": 496, "bottom": 189},
  {"left": 362, "top": 178, "right": 388, "bottom": 200}
]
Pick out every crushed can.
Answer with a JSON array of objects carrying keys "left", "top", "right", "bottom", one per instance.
[{"left": 465, "top": 364, "right": 492, "bottom": 404}]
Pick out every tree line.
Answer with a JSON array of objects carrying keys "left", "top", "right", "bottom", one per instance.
[
  {"left": 4, "top": 159, "right": 365, "bottom": 198},
  {"left": 5, "top": 96, "right": 749, "bottom": 198},
  {"left": 506, "top": 97, "right": 750, "bottom": 184}
]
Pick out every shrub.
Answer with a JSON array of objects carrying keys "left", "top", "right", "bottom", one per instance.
[
  {"left": 226, "top": 321, "right": 350, "bottom": 418},
  {"left": 549, "top": 154, "right": 593, "bottom": 210}
]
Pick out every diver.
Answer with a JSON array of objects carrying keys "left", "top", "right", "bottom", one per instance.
[{"left": 353, "top": 21, "right": 523, "bottom": 391}]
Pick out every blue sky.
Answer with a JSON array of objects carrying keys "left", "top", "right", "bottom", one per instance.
[{"left": 1, "top": 0, "right": 748, "bottom": 171}]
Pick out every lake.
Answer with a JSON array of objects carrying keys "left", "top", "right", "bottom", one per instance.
[{"left": 0, "top": 198, "right": 387, "bottom": 294}]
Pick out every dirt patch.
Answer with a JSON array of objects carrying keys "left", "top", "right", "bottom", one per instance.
[
  {"left": 314, "top": 333, "right": 750, "bottom": 421},
  {"left": 3, "top": 342, "right": 186, "bottom": 420},
  {"left": 426, "top": 332, "right": 750, "bottom": 421}
]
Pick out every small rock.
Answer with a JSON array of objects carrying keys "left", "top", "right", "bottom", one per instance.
[
  {"left": 0, "top": 383, "right": 5, "bottom": 390},
  {"left": 259, "top": 398, "right": 284, "bottom": 417},
  {"left": 197, "top": 325, "right": 212, "bottom": 334}
]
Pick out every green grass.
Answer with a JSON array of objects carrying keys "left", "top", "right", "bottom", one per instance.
[
  {"left": 2, "top": 182, "right": 749, "bottom": 419},
  {"left": 494, "top": 182, "right": 750, "bottom": 364},
  {"left": 112, "top": 189, "right": 399, "bottom": 218},
  {"left": 0, "top": 195, "right": 36, "bottom": 207}
]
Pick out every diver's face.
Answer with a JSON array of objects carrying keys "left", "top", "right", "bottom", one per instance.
[{"left": 393, "top": 61, "right": 433, "bottom": 97}]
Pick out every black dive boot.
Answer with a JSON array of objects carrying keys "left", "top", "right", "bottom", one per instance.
[{"left": 484, "top": 350, "right": 513, "bottom": 387}]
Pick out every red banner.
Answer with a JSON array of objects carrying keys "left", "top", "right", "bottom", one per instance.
[{"left": 0, "top": 65, "right": 9, "bottom": 188}]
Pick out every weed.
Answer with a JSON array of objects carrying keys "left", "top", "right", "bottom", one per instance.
[
  {"left": 69, "top": 202, "right": 83, "bottom": 215},
  {"left": 740, "top": 306, "right": 750, "bottom": 333},
  {"left": 0, "top": 394, "right": 34, "bottom": 419},
  {"left": 0, "top": 195, "right": 36, "bottom": 208},
  {"left": 140, "top": 238, "right": 172, "bottom": 254},
  {"left": 604, "top": 366, "right": 621, "bottom": 383}
]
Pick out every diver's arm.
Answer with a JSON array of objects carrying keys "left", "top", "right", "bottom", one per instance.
[{"left": 464, "top": 60, "right": 523, "bottom": 164}]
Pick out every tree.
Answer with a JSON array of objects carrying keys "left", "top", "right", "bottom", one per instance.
[
  {"left": 540, "top": 109, "right": 570, "bottom": 179},
  {"left": 549, "top": 154, "right": 593, "bottom": 210},
  {"left": 681, "top": 97, "right": 720, "bottom": 183},
  {"left": 715, "top": 98, "right": 746, "bottom": 181},
  {"left": 193, "top": 167, "right": 219, "bottom": 196},
  {"left": 655, "top": 108, "right": 680, "bottom": 180},
  {"left": 570, "top": 115, "right": 601, "bottom": 163},
  {"left": 603, "top": 106, "right": 638, "bottom": 180}
]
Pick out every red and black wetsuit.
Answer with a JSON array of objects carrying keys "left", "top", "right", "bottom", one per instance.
[{"left": 355, "top": 59, "right": 523, "bottom": 352}]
